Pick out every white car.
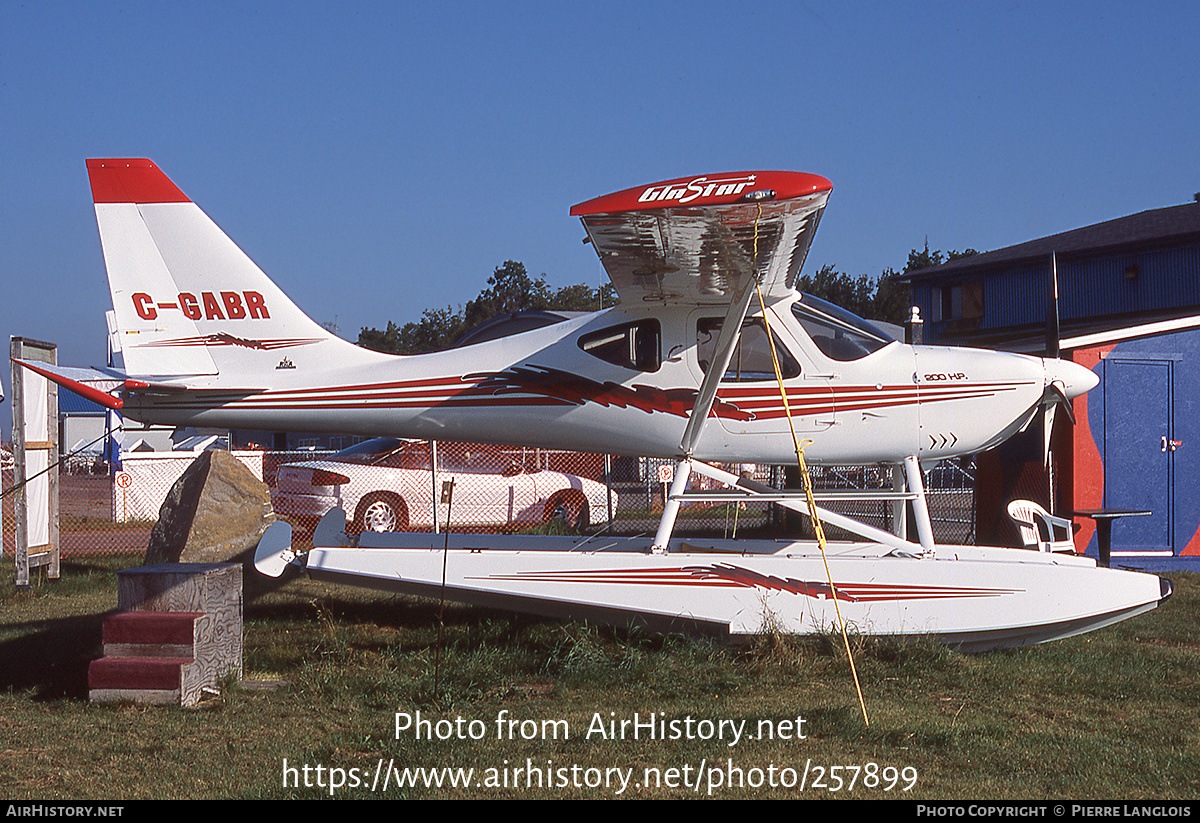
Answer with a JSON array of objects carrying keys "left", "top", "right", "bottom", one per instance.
[{"left": 272, "top": 438, "right": 608, "bottom": 533}]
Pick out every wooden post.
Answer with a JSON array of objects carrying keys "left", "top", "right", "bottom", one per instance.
[{"left": 11, "top": 337, "right": 60, "bottom": 589}]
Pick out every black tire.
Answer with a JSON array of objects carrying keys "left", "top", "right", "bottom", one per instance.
[
  {"left": 545, "top": 492, "right": 589, "bottom": 530},
  {"left": 353, "top": 492, "right": 409, "bottom": 533}
]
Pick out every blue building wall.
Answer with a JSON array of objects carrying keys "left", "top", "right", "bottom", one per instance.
[
  {"left": 1080, "top": 328, "right": 1200, "bottom": 564},
  {"left": 913, "top": 242, "right": 1200, "bottom": 346},
  {"left": 907, "top": 231, "right": 1200, "bottom": 568}
]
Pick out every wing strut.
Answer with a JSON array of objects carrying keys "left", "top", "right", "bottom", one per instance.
[
  {"left": 903, "top": 455, "right": 935, "bottom": 550},
  {"left": 650, "top": 260, "right": 761, "bottom": 554}
]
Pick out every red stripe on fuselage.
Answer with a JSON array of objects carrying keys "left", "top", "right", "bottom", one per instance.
[{"left": 128, "top": 374, "right": 1033, "bottom": 423}]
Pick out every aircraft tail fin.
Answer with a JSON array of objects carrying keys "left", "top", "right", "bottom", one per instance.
[{"left": 87, "top": 159, "right": 373, "bottom": 380}]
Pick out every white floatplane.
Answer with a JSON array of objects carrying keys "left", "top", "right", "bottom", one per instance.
[{"left": 16, "top": 160, "right": 1170, "bottom": 652}]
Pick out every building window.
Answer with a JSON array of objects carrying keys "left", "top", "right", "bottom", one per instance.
[{"left": 933, "top": 280, "right": 983, "bottom": 322}]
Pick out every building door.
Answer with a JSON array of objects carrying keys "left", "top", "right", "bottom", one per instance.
[{"left": 1102, "top": 358, "right": 1173, "bottom": 556}]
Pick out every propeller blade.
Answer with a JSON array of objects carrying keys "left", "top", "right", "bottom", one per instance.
[
  {"left": 1046, "top": 251, "right": 1061, "bottom": 358},
  {"left": 1044, "top": 405, "right": 1055, "bottom": 470},
  {"left": 1042, "top": 382, "right": 1076, "bottom": 425}
]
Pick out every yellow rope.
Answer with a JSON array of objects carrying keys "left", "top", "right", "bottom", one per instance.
[{"left": 750, "top": 206, "right": 869, "bottom": 727}]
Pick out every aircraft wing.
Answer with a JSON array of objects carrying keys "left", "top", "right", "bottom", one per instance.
[{"left": 570, "top": 171, "right": 832, "bottom": 306}]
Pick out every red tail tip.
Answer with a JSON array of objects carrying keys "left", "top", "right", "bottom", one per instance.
[{"left": 87, "top": 158, "right": 190, "bottom": 204}]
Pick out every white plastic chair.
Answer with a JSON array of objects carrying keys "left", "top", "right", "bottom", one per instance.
[{"left": 1007, "top": 499, "right": 1076, "bottom": 553}]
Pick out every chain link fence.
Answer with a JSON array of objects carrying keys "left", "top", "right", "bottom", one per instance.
[
  {"left": 793, "top": 458, "right": 976, "bottom": 545},
  {"left": 2, "top": 440, "right": 977, "bottom": 558}
]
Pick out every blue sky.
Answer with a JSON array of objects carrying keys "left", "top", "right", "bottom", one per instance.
[{"left": 2, "top": 0, "right": 1198, "bottom": 385}]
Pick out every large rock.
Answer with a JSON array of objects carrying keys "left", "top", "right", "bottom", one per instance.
[{"left": 146, "top": 451, "right": 276, "bottom": 565}]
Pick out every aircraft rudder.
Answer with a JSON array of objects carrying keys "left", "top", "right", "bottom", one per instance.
[
  {"left": 88, "top": 158, "right": 363, "bottom": 378},
  {"left": 87, "top": 158, "right": 191, "bottom": 205}
]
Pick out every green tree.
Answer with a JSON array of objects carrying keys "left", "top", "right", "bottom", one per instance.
[
  {"left": 359, "top": 245, "right": 977, "bottom": 355},
  {"left": 870, "top": 242, "right": 978, "bottom": 325},
  {"left": 358, "top": 261, "right": 614, "bottom": 355},
  {"left": 795, "top": 263, "right": 914, "bottom": 325},
  {"left": 548, "top": 281, "right": 616, "bottom": 312},
  {"left": 901, "top": 241, "right": 978, "bottom": 274},
  {"left": 358, "top": 306, "right": 466, "bottom": 355},
  {"left": 797, "top": 264, "right": 879, "bottom": 319},
  {"left": 462, "top": 261, "right": 553, "bottom": 329},
  {"left": 872, "top": 269, "right": 912, "bottom": 325},
  {"left": 356, "top": 320, "right": 402, "bottom": 353},
  {"left": 796, "top": 244, "right": 980, "bottom": 327}
]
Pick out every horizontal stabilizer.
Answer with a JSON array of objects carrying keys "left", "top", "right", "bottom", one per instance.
[
  {"left": 11, "top": 357, "right": 265, "bottom": 413},
  {"left": 11, "top": 359, "right": 127, "bottom": 410}
]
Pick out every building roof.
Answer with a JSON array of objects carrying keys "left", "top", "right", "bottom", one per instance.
[{"left": 901, "top": 199, "right": 1200, "bottom": 281}]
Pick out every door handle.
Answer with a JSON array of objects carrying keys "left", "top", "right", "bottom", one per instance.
[{"left": 1162, "top": 436, "right": 1182, "bottom": 452}]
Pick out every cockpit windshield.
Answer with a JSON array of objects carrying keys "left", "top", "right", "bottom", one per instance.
[{"left": 792, "top": 294, "right": 896, "bottom": 361}]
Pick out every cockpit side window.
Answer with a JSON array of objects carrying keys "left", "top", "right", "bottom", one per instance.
[
  {"left": 696, "top": 317, "right": 800, "bottom": 381},
  {"left": 579, "top": 319, "right": 661, "bottom": 371},
  {"left": 792, "top": 294, "right": 895, "bottom": 361}
]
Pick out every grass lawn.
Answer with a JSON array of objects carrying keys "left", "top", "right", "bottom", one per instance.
[{"left": 2, "top": 555, "right": 1198, "bottom": 799}]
